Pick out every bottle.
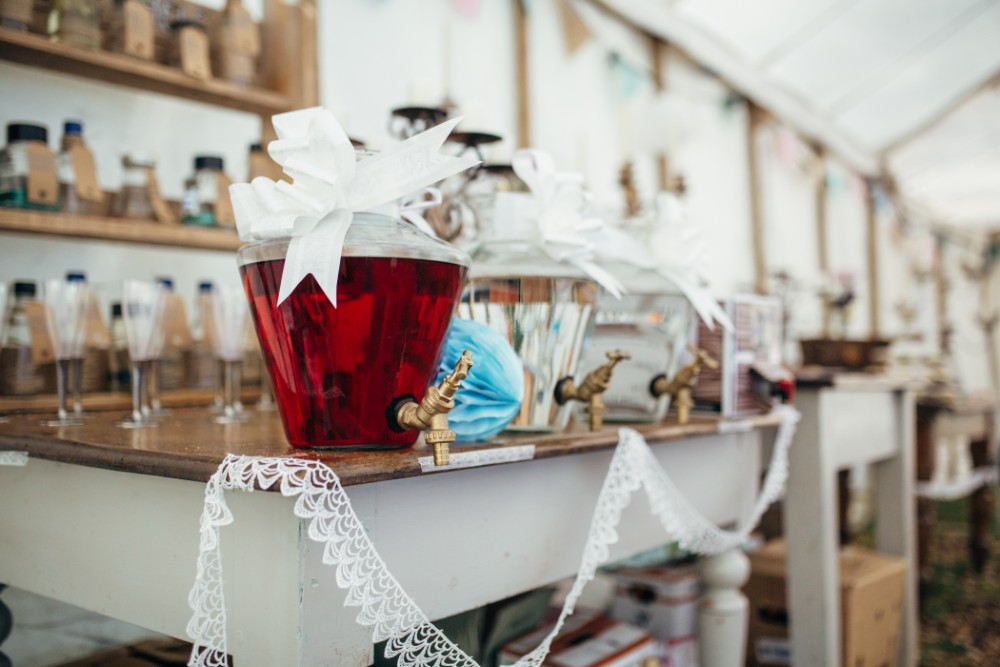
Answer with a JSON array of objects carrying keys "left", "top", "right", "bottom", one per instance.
[
  {"left": 187, "top": 280, "right": 217, "bottom": 390},
  {"left": 216, "top": 0, "right": 259, "bottom": 87},
  {"left": 183, "top": 156, "right": 225, "bottom": 227},
  {"left": 108, "top": 301, "right": 130, "bottom": 392},
  {"left": 0, "top": 0, "right": 34, "bottom": 31},
  {"left": 105, "top": 0, "right": 155, "bottom": 60},
  {"left": 0, "top": 123, "right": 60, "bottom": 211},
  {"left": 64, "top": 270, "right": 110, "bottom": 395},
  {"left": 50, "top": 0, "right": 101, "bottom": 51},
  {"left": 0, "top": 281, "right": 53, "bottom": 396},
  {"left": 114, "top": 154, "right": 156, "bottom": 221},
  {"left": 57, "top": 120, "right": 104, "bottom": 216},
  {"left": 155, "top": 276, "right": 190, "bottom": 390}
]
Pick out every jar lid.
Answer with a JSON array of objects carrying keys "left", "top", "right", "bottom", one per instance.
[
  {"left": 13, "top": 281, "right": 36, "bottom": 297},
  {"left": 194, "top": 155, "right": 224, "bottom": 171},
  {"left": 198, "top": 280, "right": 214, "bottom": 292},
  {"left": 63, "top": 120, "right": 83, "bottom": 136},
  {"left": 249, "top": 143, "right": 262, "bottom": 153},
  {"left": 65, "top": 270, "right": 87, "bottom": 282},
  {"left": 7, "top": 123, "right": 47, "bottom": 144},
  {"left": 111, "top": 302, "right": 122, "bottom": 318},
  {"left": 169, "top": 19, "right": 205, "bottom": 31},
  {"left": 156, "top": 276, "right": 174, "bottom": 290}
]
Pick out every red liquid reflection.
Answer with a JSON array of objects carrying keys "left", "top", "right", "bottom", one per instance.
[{"left": 241, "top": 256, "right": 465, "bottom": 448}]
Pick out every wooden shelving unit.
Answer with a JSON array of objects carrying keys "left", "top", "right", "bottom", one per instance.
[
  {"left": 0, "top": 208, "right": 240, "bottom": 252},
  {"left": 0, "top": 29, "right": 294, "bottom": 116}
]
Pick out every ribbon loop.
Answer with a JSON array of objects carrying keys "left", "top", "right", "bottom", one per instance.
[{"left": 233, "top": 108, "right": 479, "bottom": 306}]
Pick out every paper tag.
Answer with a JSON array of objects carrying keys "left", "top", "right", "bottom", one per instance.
[
  {"left": 147, "top": 168, "right": 178, "bottom": 225},
  {"left": 123, "top": 0, "right": 155, "bottom": 60},
  {"left": 1, "top": 0, "right": 33, "bottom": 23},
  {"left": 25, "top": 143, "right": 58, "bottom": 206},
  {"left": 23, "top": 301, "right": 55, "bottom": 365},
  {"left": 179, "top": 26, "right": 212, "bottom": 80},
  {"left": 69, "top": 144, "right": 104, "bottom": 203},
  {"left": 84, "top": 292, "right": 111, "bottom": 348},
  {"left": 215, "top": 171, "right": 236, "bottom": 228},
  {"left": 163, "top": 295, "right": 193, "bottom": 350}
]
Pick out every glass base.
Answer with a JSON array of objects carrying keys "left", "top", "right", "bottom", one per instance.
[
  {"left": 43, "top": 417, "right": 84, "bottom": 427},
  {"left": 214, "top": 410, "right": 251, "bottom": 425},
  {"left": 116, "top": 418, "right": 158, "bottom": 429}
]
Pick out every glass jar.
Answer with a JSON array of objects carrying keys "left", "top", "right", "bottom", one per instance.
[
  {"left": 0, "top": 123, "right": 60, "bottom": 211},
  {"left": 155, "top": 276, "right": 189, "bottom": 390},
  {"left": 0, "top": 0, "right": 34, "bottom": 31},
  {"left": 114, "top": 154, "right": 155, "bottom": 221},
  {"left": 238, "top": 212, "right": 469, "bottom": 449},
  {"left": 183, "top": 155, "right": 224, "bottom": 227},
  {"left": 579, "top": 265, "right": 694, "bottom": 423},
  {"left": 216, "top": 0, "right": 258, "bottom": 87},
  {"left": 459, "top": 240, "right": 598, "bottom": 433},
  {"left": 166, "top": 19, "right": 209, "bottom": 74},
  {"left": 187, "top": 280, "right": 217, "bottom": 390},
  {"left": 57, "top": 120, "right": 104, "bottom": 216},
  {"left": 65, "top": 270, "right": 110, "bottom": 393},
  {"left": 50, "top": 0, "right": 101, "bottom": 51},
  {"left": 461, "top": 164, "right": 528, "bottom": 246},
  {"left": 0, "top": 281, "right": 53, "bottom": 396}
]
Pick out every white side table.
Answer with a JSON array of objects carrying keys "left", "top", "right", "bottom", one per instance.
[{"left": 786, "top": 374, "right": 917, "bottom": 666}]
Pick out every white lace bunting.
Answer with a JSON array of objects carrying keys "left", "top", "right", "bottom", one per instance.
[
  {"left": 187, "top": 406, "right": 800, "bottom": 667},
  {"left": 0, "top": 451, "right": 28, "bottom": 466}
]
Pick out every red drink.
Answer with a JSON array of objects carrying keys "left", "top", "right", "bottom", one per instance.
[{"left": 241, "top": 256, "right": 466, "bottom": 448}]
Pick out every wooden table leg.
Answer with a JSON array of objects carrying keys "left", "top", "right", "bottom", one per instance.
[
  {"left": 698, "top": 549, "right": 750, "bottom": 667},
  {"left": 915, "top": 405, "right": 939, "bottom": 599},
  {"left": 838, "top": 469, "right": 852, "bottom": 545},
  {"left": 969, "top": 438, "right": 992, "bottom": 573}
]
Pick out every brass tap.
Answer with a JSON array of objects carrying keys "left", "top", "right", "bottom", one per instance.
[
  {"left": 394, "top": 350, "right": 473, "bottom": 467},
  {"left": 554, "top": 350, "right": 631, "bottom": 431},
  {"left": 650, "top": 345, "right": 718, "bottom": 425}
]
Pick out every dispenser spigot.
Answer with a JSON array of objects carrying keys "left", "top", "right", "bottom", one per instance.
[
  {"left": 649, "top": 345, "right": 718, "bottom": 425},
  {"left": 554, "top": 350, "right": 631, "bottom": 431},
  {"left": 392, "top": 350, "right": 473, "bottom": 467}
]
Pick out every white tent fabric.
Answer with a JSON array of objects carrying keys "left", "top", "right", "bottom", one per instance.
[{"left": 602, "top": 0, "right": 1000, "bottom": 227}]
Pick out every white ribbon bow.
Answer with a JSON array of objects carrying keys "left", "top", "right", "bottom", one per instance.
[
  {"left": 492, "top": 149, "right": 624, "bottom": 297},
  {"left": 230, "top": 108, "right": 479, "bottom": 306},
  {"left": 592, "top": 193, "right": 733, "bottom": 330}
]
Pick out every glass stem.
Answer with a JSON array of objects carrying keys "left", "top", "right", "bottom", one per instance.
[
  {"left": 140, "top": 360, "right": 152, "bottom": 419},
  {"left": 129, "top": 361, "right": 143, "bottom": 423},
  {"left": 232, "top": 359, "right": 243, "bottom": 413},
  {"left": 151, "top": 358, "right": 162, "bottom": 411},
  {"left": 223, "top": 359, "right": 235, "bottom": 419},
  {"left": 72, "top": 357, "right": 84, "bottom": 416},
  {"left": 56, "top": 358, "right": 70, "bottom": 421},
  {"left": 214, "top": 358, "right": 225, "bottom": 409}
]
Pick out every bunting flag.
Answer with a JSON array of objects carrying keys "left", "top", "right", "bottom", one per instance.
[{"left": 557, "top": 0, "right": 592, "bottom": 55}]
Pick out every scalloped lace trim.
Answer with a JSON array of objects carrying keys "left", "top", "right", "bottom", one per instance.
[{"left": 188, "top": 406, "right": 799, "bottom": 666}]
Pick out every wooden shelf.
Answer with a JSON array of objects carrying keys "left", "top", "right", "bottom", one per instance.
[
  {"left": 0, "top": 387, "right": 260, "bottom": 414},
  {"left": 0, "top": 28, "right": 293, "bottom": 116},
  {"left": 0, "top": 208, "right": 241, "bottom": 251}
]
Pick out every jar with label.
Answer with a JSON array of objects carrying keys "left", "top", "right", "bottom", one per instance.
[
  {"left": 187, "top": 281, "right": 217, "bottom": 390},
  {"left": 0, "top": 0, "right": 35, "bottom": 31},
  {"left": 58, "top": 120, "right": 104, "bottom": 216},
  {"left": 0, "top": 123, "right": 60, "bottom": 211},
  {"left": 105, "top": 0, "right": 155, "bottom": 60},
  {"left": 107, "top": 301, "right": 131, "bottom": 392},
  {"left": 167, "top": 20, "right": 211, "bottom": 80},
  {"left": 113, "top": 154, "right": 156, "bottom": 221},
  {"left": 64, "top": 270, "right": 110, "bottom": 398},
  {"left": 215, "top": 0, "right": 259, "bottom": 87},
  {"left": 183, "top": 155, "right": 226, "bottom": 227},
  {"left": 154, "top": 276, "right": 190, "bottom": 392},
  {"left": 50, "top": 0, "right": 101, "bottom": 51},
  {"left": 0, "top": 281, "right": 54, "bottom": 396}
]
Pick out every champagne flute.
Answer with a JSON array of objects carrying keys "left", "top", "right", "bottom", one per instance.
[
  {"left": 116, "top": 280, "right": 166, "bottom": 429},
  {"left": 209, "top": 285, "right": 250, "bottom": 424},
  {"left": 42, "top": 279, "right": 87, "bottom": 427}
]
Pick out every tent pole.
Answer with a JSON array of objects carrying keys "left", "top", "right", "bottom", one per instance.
[
  {"left": 514, "top": 0, "right": 531, "bottom": 148},
  {"left": 747, "top": 102, "right": 768, "bottom": 295},
  {"left": 866, "top": 178, "right": 881, "bottom": 338},
  {"left": 650, "top": 36, "right": 670, "bottom": 192},
  {"left": 814, "top": 146, "right": 831, "bottom": 336}
]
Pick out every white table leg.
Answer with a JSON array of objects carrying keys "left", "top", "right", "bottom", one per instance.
[
  {"left": 873, "top": 390, "right": 917, "bottom": 667},
  {"left": 784, "top": 388, "right": 840, "bottom": 666},
  {"left": 697, "top": 549, "right": 750, "bottom": 667}
]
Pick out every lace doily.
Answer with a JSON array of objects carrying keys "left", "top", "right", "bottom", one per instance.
[{"left": 188, "top": 406, "right": 800, "bottom": 667}]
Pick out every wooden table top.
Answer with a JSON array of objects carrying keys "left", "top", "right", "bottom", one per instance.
[{"left": 0, "top": 407, "right": 783, "bottom": 487}]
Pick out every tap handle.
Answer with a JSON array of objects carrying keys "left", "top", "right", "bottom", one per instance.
[
  {"left": 687, "top": 345, "right": 719, "bottom": 371},
  {"left": 440, "top": 350, "right": 473, "bottom": 398}
]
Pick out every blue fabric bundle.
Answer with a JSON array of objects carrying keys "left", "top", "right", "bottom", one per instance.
[{"left": 435, "top": 319, "right": 524, "bottom": 442}]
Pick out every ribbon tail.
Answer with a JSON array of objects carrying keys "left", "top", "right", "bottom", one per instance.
[
  {"left": 574, "top": 259, "right": 626, "bottom": 298},
  {"left": 660, "top": 268, "right": 733, "bottom": 331},
  {"left": 277, "top": 210, "right": 352, "bottom": 307}
]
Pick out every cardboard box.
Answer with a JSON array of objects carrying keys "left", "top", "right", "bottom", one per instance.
[
  {"left": 609, "top": 564, "right": 700, "bottom": 642},
  {"left": 499, "top": 609, "right": 658, "bottom": 667},
  {"left": 745, "top": 540, "right": 907, "bottom": 667}
]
